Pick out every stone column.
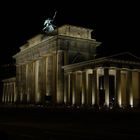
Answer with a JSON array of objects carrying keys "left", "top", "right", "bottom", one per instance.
[
  {"left": 138, "top": 72, "right": 140, "bottom": 107},
  {"left": 132, "top": 71, "right": 139, "bottom": 107},
  {"left": 75, "top": 71, "right": 82, "bottom": 106},
  {"left": 7, "top": 83, "right": 9, "bottom": 103},
  {"left": 25, "top": 64, "right": 29, "bottom": 102},
  {"left": 2, "top": 83, "right": 6, "bottom": 103},
  {"left": 39, "top": 58, "right": 46, "bottom": 104},
  {"left": 10, "top": 83, "right": 13, "bottom": 103},
  {"left": 92, "top": 69, "right": 98, "bottom": 105},
  {"left": 28, "top": 62, "right": 35, "bottom": 103},
  {"left": 6, "top": 83, "right": 9, "bottom": 103},
  {"left": 67, "top": 72, "right": 72, "bottom": 105},
  {"left": 35, "top": 60, "right": 40, "bottom": 103},
  {"left": 46, "top": 55, "right": 53, "bottom": 99},
  {"left": 82, "top": 71, "right": 86, "bottom": 105},
  {"left": 22, "top": 64, "right": 26, "bottom": 103},
  {"left": 72, "top": 72, "right": 76, "bottom": 105},
  {"left": 56, "top": 50, "right": 64, "bottom": 104},
  {"left": 121, "top": 71, "right": 127, "bottom": 107},
  {"left": 104, "top": 68, "right": 109, "bottom": 106},
  {"left": 126, "top": 70, "right": 133, "bottom": 107},
  {"left": 13, "top": 82, "right": 17, "bottom": 103},
  {"left": 11, "top": 83, "right": 14, "bottom": 103},
  {"left": 16, "top": 65, "right": 21, "bottom": 103},
  {"left": 88, "top": 74, "right": 92, "bottom": 105},
  {"left": 4, "top": 83, "right": 8, "bottom": 103},
  {"left": 64, "top": 73, "right": 68, "bottom": 104},
  {"left": 115, "top": 69, "right": 121, "bottom": 107}
]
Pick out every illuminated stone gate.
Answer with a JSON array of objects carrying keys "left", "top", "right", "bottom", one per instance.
[
  {"left": 2, "top": 25, "right": 140, "bottom": 108},
  {"left": 2, "top": 25, "right": 100, "bottom": 105}
]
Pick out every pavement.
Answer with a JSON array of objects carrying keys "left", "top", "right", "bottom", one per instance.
[{"left": 0, "top": 107, "right": 140, "bottom": 140}]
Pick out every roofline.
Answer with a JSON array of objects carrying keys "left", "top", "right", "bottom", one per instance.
[
  {"left": 56, "top": 24, "right": 93, "bottom": 32},
  {"left": 63, "top": 53, "right": 140, "bottom": 70}
]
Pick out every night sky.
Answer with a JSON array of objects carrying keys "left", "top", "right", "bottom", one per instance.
[{"left": 0, "top": 1, "right": 139, "bottom": 76}]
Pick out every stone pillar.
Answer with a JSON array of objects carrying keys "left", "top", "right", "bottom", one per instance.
[
  {"left": 12, "top": 83, "right": 14, "bottom": 103},
  {"left": 56, "top": 50, "right": 64, "bottom": 104},
  {"left": 25, "top": 64, "right": 29, "bottom": 102},
  {"left": 5, "top": 83, "right": 8, "bottom": 103},
  {"left": 7, "top": 83, "right": 9, "bottom": 103},
  {"left": 2, "top": 83, "right": 6, "bottom": 103},
  {"left": 35, "top": 60, "right": 40, "bottom": 103},
  {"left": 126, "top": 71, "right": 133, "bottom": 107},
  {"left": 10, "top": 83, "right": 13, "bottom": 103},
  {"left": 138, "top": 72, "right": 140, "bottom": 106},
  {"left": 104, "top": 68, "right": 109, "bottom": 106},
  {"left": 82, "top": 71, "right": 86, "bottom": 105},
  {"left": 75, "top": 71, "right": 82, "bottom": 106},
  {"left": 16, "top": 65, "right": 21, "bottom": 103},
  {"left": 115, "top": 69, "right": 121, "bottom": 107},
  {"left": 67, "top": 72, "right": 72, "bottom": 105},
  {"left": 64, "top": 73, "right": 68, "bottom": 104},
  {"left": 81, "top": 69, "right": 93, "bottom": 106},
  {"left": 6, "top": 83, "right": 9, "bottom": 103},
  {"left": 132, "top": 71, "right": 139, "bottom": 107},
  {"left": 11, "top": 83, "right": 14, "bottom": 103},
  {"left": 7, "top": 83, "right": 10, "bottom": 103},
  {"left": 46, "top": 55, "right": 53, "bottom": 99},
  {"left": 88, "top": 74, "right": 92, "bottom": 105},
  {"left": 39, "top": 58, "right": 46, "bottom": 104},
  {"left": 72, "top": 72, "right": 76, "bottom": 105},
  {"left": 28, "top": 62, "right": 35, "bottom": 103},
  {"left": 121, "top": 71, "right": 127, "bottom": 107},
  {"left": 92, "top": 69, "right": 98, "bottom": 105},
  {"left": 21, "top": 64, "right": 26, "bottom": 103},
  {"left": 13, "top": 82, "right": 17, "bottom": 103}
]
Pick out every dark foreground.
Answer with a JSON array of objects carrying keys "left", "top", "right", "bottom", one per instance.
[{"left": 0, "top": 106, "right": 140, "bottom": 140}]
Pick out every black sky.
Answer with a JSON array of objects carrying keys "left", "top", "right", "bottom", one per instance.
[{"left": 0, "top": 1, "right": 139, "bottom": 65}]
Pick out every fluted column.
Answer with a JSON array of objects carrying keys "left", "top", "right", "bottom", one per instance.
[
  {"left": 28, "top": 62, "right": 35, "bottom": 103},
  {"left": 25, "top": 64, "right": 30, "bottom": 102},
  {"left": 67, "top": 72, "right": 72, "bottom": 105},
  {"left": 138, "top": 72, "right": 140, "bottom": 106},
  {"left": 92, "top": 69, "right": 99, "bottom": 105},
  {"left": 88, "top": 74, "right": 92, "bottom": 105},
  {"left": 45, "top": 55, "right": 53, "bottom": 99},
  {"left": 104, "top": 68, "right": 109, "bottom": 106},
  {"left": 10, "top": 83, "right": 13, "bottom": 103},
  {"left": 2, "top": 83, "right": 6, "bottom": 103},
  {"left": 75, "top": 71, "right": 82, "bottom": 106},
  {"left": 82, "top": 71, "right": 86, "bottom": 105},
  {"left": 64, "top": 73, "right": 68, "bottom": 104},
  {"left": 115, "top": 69, "right": 121, "bottom": 107},
  {"left": 132, "top": 71, "right": 139, "bottom": 107},
  {"left": 5, "top": 83, "right": 8, "bottom": 103},
  {"left": 56, "top": 50, "right": 64, "bottom": 104},
  {"left": 39, "top": 58, "right": 46, "bottom": 103},
  {"left": 35, "top": 60, "right": 40, "bottom": 103},
  {"left": 126, "top": 70, "right": 133, "bottom": 107},
  {"left": 13, "top": 82, "right": 17, "bottom": 103},
  {"left": 21, "top": 64, "right": 26, "bottom": 103},
  {"left": 72, "top": 72, "right": 76, "bottom": 105},
  {"left": 6, "top": 83, "right": 9, "bottom": 103},
  {"left": 16, "top": 65, "right": 21, "bottom": 102}
]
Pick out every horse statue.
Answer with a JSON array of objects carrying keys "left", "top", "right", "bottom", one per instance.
[{"left": 43, "top": 11, "right": 57, "bottom": 33}]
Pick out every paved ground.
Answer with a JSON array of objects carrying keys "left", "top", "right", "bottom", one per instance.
[{"left": 0, "top": 107, "right": 140, "bottom": 140}]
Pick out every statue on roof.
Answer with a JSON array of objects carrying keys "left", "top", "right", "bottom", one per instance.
[{"left": 43, "top": 11, "right": 57, "bottom": 33}]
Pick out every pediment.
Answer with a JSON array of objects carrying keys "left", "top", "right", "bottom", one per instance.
[{"left": 106, "top": 52, "right": 140, "bottom": 63}]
